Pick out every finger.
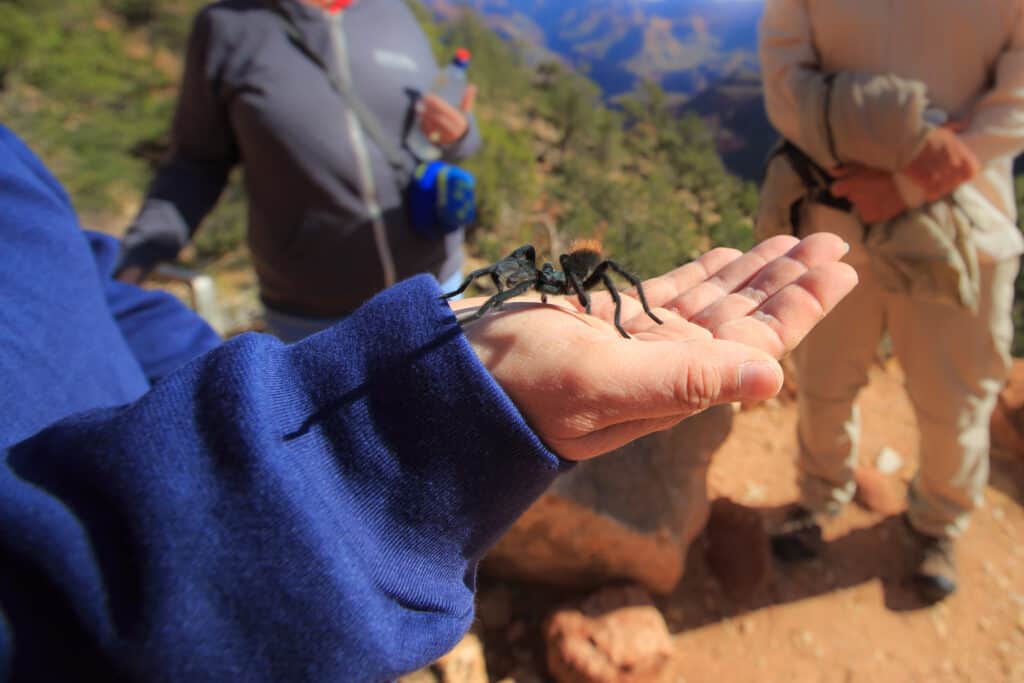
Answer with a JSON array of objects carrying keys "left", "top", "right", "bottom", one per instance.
[
  {"left": 711, "top": 261, "right": 859, "bottom": 356},
  {"left": 419, "top": 110, "right": 441, "bottom": 136},
  {"left": 661, "top": 235, "right": 804, "bottom": 319},
  {"left": 560, "top": 336, "right": 783, "bottom": 433},
  {"left": 419, "top": 107, "right": 452, "bottom": 131},
  {"left": 687, "top": 232, "right": 851, "bottom": 331},
  {"left": 460, "top": 84, "right": 477, "bottom": 113},
  {"left": 420, "top": 112, "right": 465, "bottom": 145},
  {"left": 436, "top": 114, "right": 463, "bottom": 141},
  {"left": 421, "top": 94, "right": 461, "bottom": 121},
  {"left": 619, "top": 247, "right": 744, "bottom": 309},
  {"left": 943, "top": 120, "right": 969, "bottom": 133},
  {"left": 419, "top": 93, "right": 442, "bottom": 114},
  {"left": 688, "top": 232, "right": 856, "bottom": 331},
  {"left": 583, "top": 247, "right": 744, "bottom": 320},
  {"left": 964, "top": 149, "right": 981, "bottom": 177}
]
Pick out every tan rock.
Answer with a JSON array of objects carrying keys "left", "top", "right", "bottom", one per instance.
[
  {"left": 545, "top": 584, "right": 674, "bottom": 683},
  {"left": 853, "top": 466, "right": 904, "bottom": 516},
  {"left": 485, "top": 406, "right": 733, "bottom": 595}
]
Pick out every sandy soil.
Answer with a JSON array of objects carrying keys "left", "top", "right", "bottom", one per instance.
[{"left": 473, "top": 361, "right": 1024, "bottom": 683}]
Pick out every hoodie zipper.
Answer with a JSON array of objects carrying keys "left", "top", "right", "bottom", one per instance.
[{"left": 325, "top": 8, "right": 398, "bottom": 288}]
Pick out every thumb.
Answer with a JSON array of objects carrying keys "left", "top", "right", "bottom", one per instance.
[
  {"left": 552, "top": 339, "right": 782, "bottom": 461},
  {"left": 460, "top": 84, "right": 477, "bottom": 113},
  {"left": 586, "top": 338, "right": 783, "bottom": 425}
]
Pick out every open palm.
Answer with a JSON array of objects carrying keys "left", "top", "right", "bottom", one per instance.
[{"left": 453, "top": 233, "right": 857, "bottom": 460}]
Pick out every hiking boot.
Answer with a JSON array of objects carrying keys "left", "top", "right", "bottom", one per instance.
[
  {"left": 905, "top": 518, "right": 957, "bottom": 603},
  {"left": 770, "top": 506, "right": 823, "bottom": 562}
]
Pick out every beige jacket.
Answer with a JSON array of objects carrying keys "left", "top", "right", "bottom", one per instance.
[
  {"left": 759, "top": 0, "right": 1024, "bottom": 260},
  {"left": 757, "top": 72, "right": 983, "bottom": 309}
]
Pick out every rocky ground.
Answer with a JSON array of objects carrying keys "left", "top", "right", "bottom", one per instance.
[{"left": 411, "top": 361, "right": 1024, "bottom": 683}]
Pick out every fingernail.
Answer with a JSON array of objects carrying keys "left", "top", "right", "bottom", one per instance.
[
  {"left": 739, "top": 361, "right": 782, "bottom": 397},
  {"left": 842, "top": 241, "right": 851, "bottom": 255}
]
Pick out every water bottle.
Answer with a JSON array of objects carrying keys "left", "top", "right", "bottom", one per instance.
[{"left": 406, "top": 48, "right": 471, "bottom": 162}]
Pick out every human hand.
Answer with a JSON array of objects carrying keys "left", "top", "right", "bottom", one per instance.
[
  {"left": 831, "top": 164, "right": 908, "bottom": 223},
  {"left": 418, "top": 84, "right": 477, "bottom": 146},
  {"left": 454, "top": 234, "right": 857, "bottom": 461},
  {"left": 902, "top": 124, "right": 980, "bottom": 201}
]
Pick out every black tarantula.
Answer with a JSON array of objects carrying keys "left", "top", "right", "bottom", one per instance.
[{"left": 441, "top": 241, "right": 663, "bottom": 338}]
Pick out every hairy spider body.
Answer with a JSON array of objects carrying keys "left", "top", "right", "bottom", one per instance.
[{"left": 441, "top": 243, "right": 663, "bottom": 338}]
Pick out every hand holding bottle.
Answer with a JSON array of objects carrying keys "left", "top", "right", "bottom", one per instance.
[
  {"left": 417, "top": 84, "right": 477, "bottom": 147},
  {"left": 406, "top": 48, "right": 475, "bottom": 160}
]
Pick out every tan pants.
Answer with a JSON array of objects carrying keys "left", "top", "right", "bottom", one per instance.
[{"left": 795, "top": 204, "right": 1019, "bottom": 539}]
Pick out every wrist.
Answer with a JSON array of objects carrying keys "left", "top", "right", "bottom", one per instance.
[{"left": 893, "top": 172, "right": 927, "bottom": 208}]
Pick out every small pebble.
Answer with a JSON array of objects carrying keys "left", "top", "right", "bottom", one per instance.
[{"left": 875, "top": 446, "right": 904, "bottom": 474}]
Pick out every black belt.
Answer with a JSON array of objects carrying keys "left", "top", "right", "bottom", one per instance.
[{"left": 811, "top": 189, "right": 853, "bottom": 213}]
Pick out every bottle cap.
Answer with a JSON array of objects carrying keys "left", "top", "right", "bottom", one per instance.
[{"left": 454, "top": 48, "right": 471, "bottom": 65}]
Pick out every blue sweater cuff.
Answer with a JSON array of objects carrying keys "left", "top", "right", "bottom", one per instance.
[{"left": 283, "top": 273, "right": 568, "bottom": 602}]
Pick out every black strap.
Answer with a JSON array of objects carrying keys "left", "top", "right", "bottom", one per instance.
[
  {"left": 773, "top": 139, "right": 852, "bottom": 213},
  {"left": 822, "top": 73, "right": 841, "bottom": 168},
  {"left": 263, "top": 0, "right": 409, "bottom": 175}
]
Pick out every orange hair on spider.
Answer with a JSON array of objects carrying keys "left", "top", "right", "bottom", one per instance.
[{"left": 568, "top": 238, "right": 603, "bottom": 256}]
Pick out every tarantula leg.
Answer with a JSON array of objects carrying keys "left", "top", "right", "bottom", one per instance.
[
  {"left": 599, "top": 273, "right": 631, "bottom": 339},
  {"left": 455, "top": 281, "right": 534, "bottom": 325},
  {"left": 590, "top": 260, "right": 664, "bottom": 326},
  {"left": 440, "top": 266, "right": 501, "bottom": 300},
  {"left": 566, "top": 271, "right": 592, "bottom": 314}
]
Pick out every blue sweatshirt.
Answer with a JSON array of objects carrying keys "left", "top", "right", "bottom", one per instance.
[{"left": 0, "top": 126, "right": 563, "bottom": 681}]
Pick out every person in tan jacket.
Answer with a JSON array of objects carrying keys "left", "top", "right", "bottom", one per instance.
[{"left": 759, "top": 0, "right": 1024, "bottom": 602}]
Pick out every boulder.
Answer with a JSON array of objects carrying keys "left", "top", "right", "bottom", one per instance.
[
  {"left": 704, "top": 497, "right": 772, "bottom": 602},
  {"left": 545, "top": 584, "right": 674, "bottom": 683},
  {"left": 853, "top": 466, "right": 904, "bottom": 516},
  {"left": 484, "top": 405, "right": 733, "bottom": 595}
]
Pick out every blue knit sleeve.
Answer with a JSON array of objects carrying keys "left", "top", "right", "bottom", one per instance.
[
  {"left": 87, "top": 230, "right": 222, "bottom": 384},
  {"left": 0, "top": 275, "right": 566, "bottom": 682}
]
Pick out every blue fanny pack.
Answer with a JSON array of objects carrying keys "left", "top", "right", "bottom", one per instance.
[{"left": 408, "top": 160, "right": 476, "bottom": 240}]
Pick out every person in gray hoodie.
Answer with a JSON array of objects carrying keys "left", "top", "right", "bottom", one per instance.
[{"left": 116, "top": 0, "right": 481, "bottom": 341}]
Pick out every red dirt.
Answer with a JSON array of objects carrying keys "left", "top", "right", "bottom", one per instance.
[{"left": 474, "top": 360, "right": 1024, "bottom": 682}]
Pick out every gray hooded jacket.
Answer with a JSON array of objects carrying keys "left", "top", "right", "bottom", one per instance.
[{"left": 119, "top": 0, "right": 481, "bottom": 317}]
